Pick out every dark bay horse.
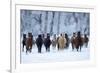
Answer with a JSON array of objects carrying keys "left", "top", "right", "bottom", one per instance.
[{"left": 71, "top": 32, "right": 84, "bottom": 52}]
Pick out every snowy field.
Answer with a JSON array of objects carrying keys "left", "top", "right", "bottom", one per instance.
[{"left": 21, "top": 43, "right": 90, "bottom": 64}]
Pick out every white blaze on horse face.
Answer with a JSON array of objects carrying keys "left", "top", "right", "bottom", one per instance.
[
  {"left": 73, "top": 36, "right": 76, "bottom": 39},
  {"left": 73, "top": 37, "right": 75, "bottom": 39}
]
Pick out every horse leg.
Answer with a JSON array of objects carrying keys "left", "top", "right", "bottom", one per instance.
[
  {"left": 28, "top": 47, "right": 31, "bottom": 53},
  {"left": 22, "top": 44, "right": 24, "bottom": 52},
  {"left": 76, "top": 46, "right": 79, "bottom": 52},
  {"left": 80, "top": 45, "right": 81, "bottom": 52},
  {"left": 29, "top": 46, "right": 32, "bottom": 53},
  {"left": 57, "top": 44, "right": 59, "bottom": 51},
  {"left": 72, "top": 43, "right": 74, "bottom": 51},
  {"left": 38, "top": 47, "right": 40, "bottom": 53},
  {"left": 77, "top": 48, "right": 78, "bottom": 52},
  {"left": 46, "top": 47, "right": 48, "bottom": 52},
  {"left": 66, "top": 43, "right": 69, "bottom": 49},
  {"left": 26, "top": 46, "right": 29, "bottom": 54},
  {"left": 26, "top": 48, "right": 28, "bottom": 54},
  {"left": 38, "top": 46, "right": 41, "bottom": 53},
  {"left": 48, "top": 47, "right": 50, "bottom": 52},
  {"left": 86, "top": 43, "right": 88, "bottom": 48}
]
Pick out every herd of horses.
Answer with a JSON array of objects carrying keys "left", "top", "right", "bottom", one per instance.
[{"left": 22, "top": 32, "right": 89, "bottom": 54}]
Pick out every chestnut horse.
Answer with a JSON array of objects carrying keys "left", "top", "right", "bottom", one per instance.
[{"left": 26, "top": 33, "right": 33, "bottom": 53}]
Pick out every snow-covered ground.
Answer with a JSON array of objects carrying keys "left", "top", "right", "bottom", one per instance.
[{"left": 21, "top": 43, "right": 90, "bottom": 64}]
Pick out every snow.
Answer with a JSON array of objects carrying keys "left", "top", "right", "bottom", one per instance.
[{"left": 21, "top": 43, "right": 90, "bottom": 64}]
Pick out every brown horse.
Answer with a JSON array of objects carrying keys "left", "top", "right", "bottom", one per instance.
[
  {"left": 26, "top": 33, "right": 33, "bottom": 53},
  {"left": 71, "top": 33, "right": 76, "bottom": 51},
  {"left": 71, "top": 32, "right": 84, "bottom": 52}
]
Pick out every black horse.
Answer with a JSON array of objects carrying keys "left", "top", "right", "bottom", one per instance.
[
  {"left": 22, "top": 34, "right": 26, "bottom": 52},
  {"left": 65, "top": 33, "right": 69, "bottom": 49},
  {"left": 36, "top": 34, "right": 43, "bottom": 53},
  {"left": 44, "top": 34, "right": 51, "bottom": 52}
]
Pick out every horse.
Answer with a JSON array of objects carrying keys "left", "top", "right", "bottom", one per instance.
[
  {"left": 22, "top": 34, "right": 26, "bottom": 52},
  {"left": 44, "top": 33, "right": 51, "bottom": 52},
  {"left": 36, "top": 34, "right": 43, "bottom": 53},
  {"left": 65, "top": 33, "right": 70, "bottom": 49},
  {"left": 51, "top": 34, "right": 57, "bottom": 49},
  {"left": 71, "top": 32, "right": 84, "bottom": 52},
  {"left": 57, "top": 36, "right": 60, "bottom": 50},
  {"left": 83, "top": 34, "right": 89, "bottom": 48},
  {"left": 26, "top": 33, "right": 33, "bottom": 53},
  {"left": 71, "top": 33, "right": 77, "bottom": 51},
  {"left": 58, "top": 34, "right": 66, "bottom": 50}
]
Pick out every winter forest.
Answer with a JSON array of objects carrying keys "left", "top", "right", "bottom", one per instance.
[
  {"left": 20, "top": 10, "right": 90, "bottom": 37},
  {"left": 20, "top": 9, "right": 90, "bottom": 63}
]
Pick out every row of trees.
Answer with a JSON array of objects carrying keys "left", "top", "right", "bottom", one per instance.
[{"left": 21, "top": 10, "right": 90, "bottom": 37}]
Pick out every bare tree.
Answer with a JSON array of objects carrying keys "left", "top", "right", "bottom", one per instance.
[
  {"left": 44, "top": 11, "right": 48, "bottom": 33},
  {"left": 39, "top": 14, "right": 42, "bottom": 32},
  {"left": 57, "top": 12, "right": 60, "bottom": 35},
  {"left": 50, "top": 12, "right": 55, "bottom": 35},
  {"left": 73, "top": 13, "right": 78, "bottom": 23},
  {"left": 33, "top": 14, "right": 42, "bottom": 24},
  {"left": 32, "top": 13, "right": 42, "bottom": 33},
  {"left": 85, "top": 13, "right": 90, "bottom": 35}
]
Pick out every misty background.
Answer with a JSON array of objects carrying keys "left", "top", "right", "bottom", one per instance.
[{"left": 20, "top": 10, "right": 90, "bottom": 37}]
